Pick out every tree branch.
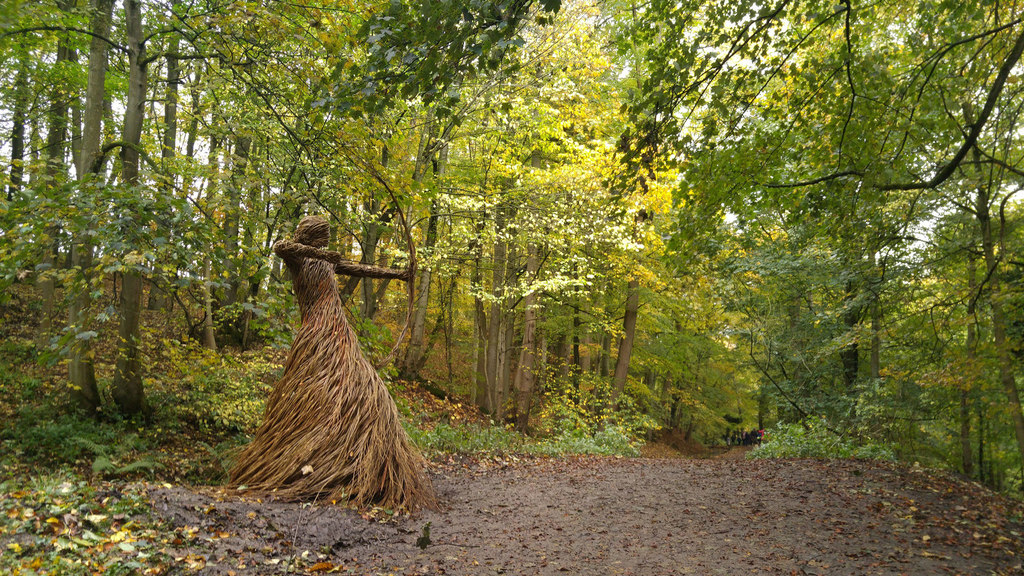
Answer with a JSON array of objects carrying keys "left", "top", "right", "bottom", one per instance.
[
  {"left": 880, "top": 24, "right": 1024, "bottom": 191},
  {"left": 2, "top": 26, "right": 127, "bottom": 53},
  {"left": 764, "top": 170, "right": 864, "bottom": 189}
]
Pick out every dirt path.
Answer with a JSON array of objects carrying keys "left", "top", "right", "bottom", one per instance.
[
  {"left": 711, "top": 446, "right": 752, "bottom": 460},
  {"left": 152, "top": 457, "right": 1024, "bottom": 575}
]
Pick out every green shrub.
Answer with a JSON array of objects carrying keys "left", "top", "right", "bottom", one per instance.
[
  {"left": 536, "top": 372, "right": 660, "bottom": 441},
  {"left": 147, "top": 340, "right": 276, "bottom": 434},
  {"left": 406, "top": 422, "right": 524, "bottom": 455},
  {"left": 530, "top": 426, "right": 641, "bottom": 457},
  {"left": 749, "top": 418, "right": 896, "bottom": 461}
]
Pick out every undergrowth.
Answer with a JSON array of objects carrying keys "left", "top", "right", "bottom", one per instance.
[{"left": 749, "top": 419, "right": 896, "bottom": 461}]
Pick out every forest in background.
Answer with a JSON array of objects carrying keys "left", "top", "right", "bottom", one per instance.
[{"left": 1, "top": 0, "right": 1023, "bottom": 498}]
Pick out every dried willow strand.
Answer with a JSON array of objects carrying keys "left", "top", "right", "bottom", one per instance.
[{"left": 229, "top": 216, "right": 435, "bottom": 511}]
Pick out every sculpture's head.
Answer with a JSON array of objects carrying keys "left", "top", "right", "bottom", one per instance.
[{"left": 294, "top": 215, "right": 330, "bottom": 247}]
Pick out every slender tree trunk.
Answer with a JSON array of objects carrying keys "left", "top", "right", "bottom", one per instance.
[
  {"left": 840, "top": 278, "right": 860, "bottom": 392},
  {"left": 68, "top": 0, "right": 110, "bottom": 414},
  {"left": 401, "top": 138, "right": 445, "bottom": 378},
  {"left": 472, "top": 233, "right": 487, "bottom": 408},
  {"left": 401, "top": 202, "right": 439, "bottom": 378},
  {"left": 610, "top": 279, "right": 639, "bottom": 409},
  {"left": 8, "top": 54, "right": 29, "bottom": 201},
  {"left": 498, "top": 242, "right": 518, "bottom": 419},
  {"left": 965, "top": 96, "right": 1024, "bottom": 468},
  {"left": 558, "top": 335, "right": 571, "bottom": 380},
  {"left": 17, "top": 41, "right": 48, "bottom": 345},
  {"left": 869, "top": 253, "right": 881, "bottom": 380},
  {"left": 978, "top": 402, "right": 986, "bottom": 484},
  {"left": 185, "top": 66, "right": 202, "bottom": 161},
  {"left": 29, "top": 98, "right": 57, "bottom": 348},
  {"left": 148, "top": 28, "right": 180, "bottom": 311},
  {"left": 112, "top": 0, "right": 148, "bottom": 416},
  {"left": 571, "top": 272, "right": 581, "bottom": 389},
  {"left": 599, "top": 332, "right": 611, "bottom": 377},
  {"left": 513, "top": 244, "right": 539, "bottom": 432},
  {"left": 202, "top": 258, "right": 218, "bottom": 350},
  {"left": 221, "top": 134, "right": 251, "bottom": 344},
  {"left": 976, "top": 183, "right": 1024, "bottom": 469},
  {"left": 962, "top": 243, "right": 977, "bottom": 477},
  {"left": 360, "top": 215, "right": 382, "bottom": 321},
  {"left": 484, "top": 204, "right": 508, "bottom": 415},
  {"left": 45, "top": 7, "right": 72, "bottom": 178},
  {"left": 70, "top": 90, "right": 82, "bottom": 179}
]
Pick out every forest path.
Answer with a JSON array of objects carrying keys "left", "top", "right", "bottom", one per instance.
[
  {"left": 711, "top": 446, "right": 752, "bottom": 460},
  {"left": 153, "top": 457, "right": 1024, "bottom": 575}
]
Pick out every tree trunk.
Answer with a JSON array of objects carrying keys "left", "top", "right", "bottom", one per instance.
[
  {"left": 961, "top": 228, "right": 977, "bottom": 477},
  {"left": 185, "top": 66, "right": 202, "bottom": 160},
  {"left": 975, "top": 178, "right": 1024, "bottom": 471},
  {"left": 359, "top": 215, "right": 382, "bottom": 322},
  {"left": 148, "top": 24, "right": 180, "bottom": 312},
  {"left": 472, "top": 238, "right": 488, "bottom": 408},
  {"left": 68, "top": 0, "right": 110, "bottom": 414},
  {"left": 401, "top": 201, "right": 439, "bottom": 379},
  {"left": 965, "top": 97, "right": 1024, "bottom": 469},
  {"left": 484, "top": 204, "right": 508, "bottom": 415},
  {"left": 599, "top": 331, "right": 611, "bottom": 377},
  {"left": 571, "top": 274, "right": 581, "bottom": 388},
  {"left": 112, "top": 0, "right": 148, "bottom": 416},
  {"left": 869, "top": 253, "right": 881, "bottom": 380},
  {"left": 401, "top": 138, "right": 445, "bottom": 378},
  {"left": 978, "top": 402, "right": 986, "bottom": 485},
  {"left": 513, "top": 244, "right": 539, "bottom": 432},
  {"left": 498, "top": 242, "right": 518, "bottom": 419},
  {"left": 8, "top": 53, "right": 29, "bottom": 201},
  {"left": 202, "top": 258, "right": 218, "bottom": 350},
  {"left": 28, "top": 27, "right": 52, "bottom": 343},
  {"left": 840, "top": 278, "right": 860, "bottom": 392},
  {"left": 220, "top": 134, "right": 251, "bottom": 344},
  {"left": 610, "top": 279, "right": 639, "bottom": 409}
]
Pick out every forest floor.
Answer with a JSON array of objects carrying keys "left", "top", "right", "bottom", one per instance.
[
  {"left": 1, "top": 300, "right": 1022, "bottom": 575},
  {"left": 150, "top": 454, "right": 1024, "bottom": 576}
]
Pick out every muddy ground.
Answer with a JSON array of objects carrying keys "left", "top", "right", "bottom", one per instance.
[{"left": 151, "top": 455, "right": 1024, "bottom": 575}]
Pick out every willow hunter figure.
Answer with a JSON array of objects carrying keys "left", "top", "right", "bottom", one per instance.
[{"left": 229, "top": 215, "right": 435, "bottom": 511}]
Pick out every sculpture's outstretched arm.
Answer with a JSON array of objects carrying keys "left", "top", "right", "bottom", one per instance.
[{"left": 274, "top": 239, "right": 412, "bottom": 281}]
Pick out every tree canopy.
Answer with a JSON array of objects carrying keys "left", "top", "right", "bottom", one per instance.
[{"left": 1, "top": 0, "right": 1023, "bottom": 496}]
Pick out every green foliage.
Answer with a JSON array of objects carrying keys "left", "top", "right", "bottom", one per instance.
[
  {"left": 537, "top": 372, "right": 658, "bottom": 440},
  {"left": 147, "top": 340, "right": 277, "bottom": 434},
  {"left": 71, "top": 436, "right": 163, "bottom": 479},
  {"left": 406, "top": 422, "right": 524, "bottom": 455},
  {"left": 0, "top": 339, "right": 258, "bottom": 484},
  {"left": 749, "top": 419, "right": 896, "bottom": 461},
  {"left": 532, "top": 426, "right": 640, "bottom": 457},
  {"left": 341, "top": 0, "right": 560, "bottom": 117},
  {"left": 404, "top": 418, "right": 643, "bottom": 458}
]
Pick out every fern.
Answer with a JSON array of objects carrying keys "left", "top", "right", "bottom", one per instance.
[{"left": 71, "top": 436, "right": 111, "bottom": 458}]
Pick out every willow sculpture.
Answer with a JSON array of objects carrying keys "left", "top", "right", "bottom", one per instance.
[{"left": 229, "top": 215, "right": 435, "bottom": 511}]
